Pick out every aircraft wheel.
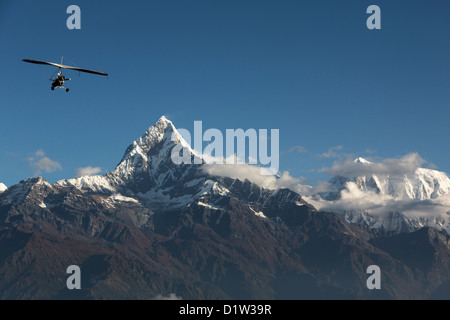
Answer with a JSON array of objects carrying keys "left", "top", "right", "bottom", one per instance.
[
  {"left": 51, "top": 87, "right": 54, "bottom": 91},
  {"left": 66, "top": 88, "right": 69, "bottom": 92}
]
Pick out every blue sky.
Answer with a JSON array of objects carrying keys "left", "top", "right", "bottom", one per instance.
[{"left": 1, "top": 0, "right": 449, "bottom": 187}]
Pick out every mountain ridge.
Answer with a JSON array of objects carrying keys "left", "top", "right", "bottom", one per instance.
[
  {"left": 312, "top": 156, "right": 450, "bottom": 233},
  {"left": 0, "top": 117, "right": 449, "bottom": 299},
  {"left": 323, "top": 157, "right": 450, "bottom": 201},
  {"left": 55, "top": 116, "right": 306, "bottom": 215}
]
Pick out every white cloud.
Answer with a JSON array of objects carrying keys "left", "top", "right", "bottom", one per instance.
[
  {"left": 282, "top": 145, "right": 308, "bottom": 156},
  {"left": 319, "top": 145, "right": 346, "bottom": 159},
  {"left": 310, "top": 167, "right": 330, "bottom": 173},
  {"left": 76, "top": 166, "right": 102, "bottom": 178},
  {"left": 26, "top": 149, "right": 46, "bottom": 162},
  {"left": 31, "top": 157, "right": 62, "bottom": 175},
  {"left": 35, "top": 149, "right": 45, "bottom": 158},
  {"left": 204, "top": 157, "right": 450, "bottom": 230},
  {"left": 202, "top": 163, "right": 311, "bottom": 194},
  {"left": 302, "top": 152, "right": 450, "bottom": 232},
  {"left": 27, "top": 150, "right": 62, "bottom": 175},
  {"left": 307, "top": 182, "right": 450, "bottom": 222},
  {"left": 328, "top": 152, "right": 426, "bottom": 177},
  {"left": 203, "top": 163, "right": 271, "bottom": 187},
  {"left": 308, "top": 182, "right": 392, "bottom": 213},
  {"left": 310, "top": 181, "right": 332, "bottom": 194}
]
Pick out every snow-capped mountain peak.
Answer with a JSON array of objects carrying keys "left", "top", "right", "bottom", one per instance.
[
  {"left": 325, "top": 157, "right": 450, "bottom": 201},
  {"left": 313, "top": 156, "right": 450, "bottom": 233},
  {"left": 355, "top": 165, "right": 450, "bottom": 200},
  {"left": 0, "top": 183, "right": 7, "bottom": 193},
  {"left": 55, "top": 116, "right": 307, "bottom": 215},
  {"left": 56, "top": 117, "right": 230, "bottom": 211},
  {"left": 353, "top": 157, "right": 372, "bottom": 165},
  {"left": 57, "top": 116, "right": 200, "bottom": 196},
  {"left": 1, "top": 177, "right": 53, "bottom": 205},
  {"left": 113, "top": 116, "right": 198, "bottom": 180}
]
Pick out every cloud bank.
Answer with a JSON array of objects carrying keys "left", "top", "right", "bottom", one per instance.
[
  {"left": 328, "top": 152, "right": 426, "bottom": 177},
  {"left": 203, "top": 152, "right": 450, "bottom": 232},
  {"left": 27, "top": 150, "right": 62, "bottom": 175},
  {"left": 76, "top": 166, "right": 102, "bottom": 178},
  {"left": 202, "top": 163, "right": 311, "bottom": 194},
  {"left": 306, "top": 181, "right": 450, "bottom": 221}
]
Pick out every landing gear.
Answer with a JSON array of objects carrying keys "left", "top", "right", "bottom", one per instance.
[{"left": 50, "top": 86, "right": 69, "bottom": 92}]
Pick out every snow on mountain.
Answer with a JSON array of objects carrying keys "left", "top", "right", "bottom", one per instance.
[
  {"left": 111, "top": 116, "right": 199, "bottom": 182},
  {"left": 310, "top": 157, "right": 450, "bottom": 233},
  {"left": 353, "top": 157, "right": 373, "bottom": 165},
  {"left": 0, "top": 183, "right": 7, "bottom": 193},
  {"left": 56, "top": 174, "right": 115, "bottom": 194},
  {"left": 340, "top": 210, "right": 448, "bottom": 233},
  {"left": 56, "top": 116, "right": 206, "bottom": 210},
  {"left": 352, "top": 166, "right": 450, "bottom": 200},
  {"left": 321, "top": 157, "right": 450, "bottom": 201},
  {"left": 56, "top": 116, "right": 298, "bottom": 214},
  {"left": 1, "top": 177, "right": 53, "bottom": 206},
  {"left": 43, "top": 118, "right": 450, "bottom": 234}
]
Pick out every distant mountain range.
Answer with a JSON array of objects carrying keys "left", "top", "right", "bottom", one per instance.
[
  {"left": 0, "top": 116, "right": 448, "bottom": 299},
  {"left": 313, "top": 157, "right": 450, "bottom": 234},
  {"left": 322, "top": 157, "right": 450, "bottom": 201}
]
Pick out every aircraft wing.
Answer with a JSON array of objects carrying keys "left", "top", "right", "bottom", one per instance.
[
  {"left": 23, "top": 59, "right": 108, "bottom": 77},
  {"left": 61, "top": 65, "right": 108, "bottom": 76}
]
